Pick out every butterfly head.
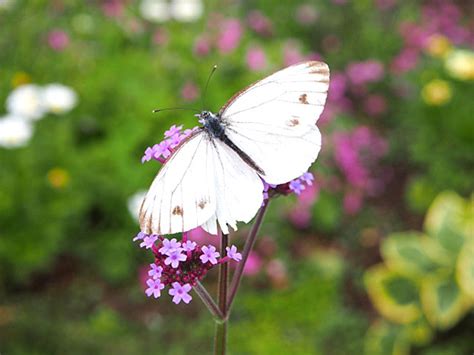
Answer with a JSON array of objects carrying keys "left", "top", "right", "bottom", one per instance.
[
  {"left": 196, "top": 110, "right": 224, "bottom": 138},
  {"left": 195, "top": 110, "right": 213, "bottom": 124}
]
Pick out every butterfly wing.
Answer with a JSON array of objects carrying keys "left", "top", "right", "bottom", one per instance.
[
  {"left": 139, "top": 131, "right": 263, "bottom": 235},
  {"left": 200, "top": 139, "right": 263, "bottom": 235},
  {"left": 219, "top": 61, "right": 330, "bottom": 185}
]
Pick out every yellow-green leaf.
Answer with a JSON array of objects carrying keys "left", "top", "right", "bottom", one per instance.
[
  {"left": 424, "top": 191, "right": 470, "bottom": 253},
  {"left": 365, "top": 265, "right": 421, "bottom": 324},
  {"left": 382, "top": 232, "right": 451, "bottom": 276},
  {"left": 456, "top": 239, "right": 474, "bottom": 302},
  {"left": 364, "top": 321, "right": 409, "bottom": 355},
  {"left": 421, "top": 276, "right": 472, "bottom": 330},
  {"left": 401, "top": 317, "right": 434, "bottom": 346}
]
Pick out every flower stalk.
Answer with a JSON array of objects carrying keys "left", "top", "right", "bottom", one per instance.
[{"left": 214, "top": 231, "right": 229, "bottom": 355}]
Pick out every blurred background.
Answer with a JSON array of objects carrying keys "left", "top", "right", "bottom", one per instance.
[{"left": 0, "top": 0, "right": 473, "bottom": 354}]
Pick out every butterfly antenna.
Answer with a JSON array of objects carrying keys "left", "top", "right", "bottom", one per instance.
[
  {"left": 152, "top": 107, "right": 200, "bottom": 114},
  {"left": 202, "top": 64, "right": 218, "bottom": 110}
]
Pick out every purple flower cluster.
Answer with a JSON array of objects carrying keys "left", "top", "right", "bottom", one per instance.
[
  {"left": 141, "top": 124, "right": 198, "bottom": 164},
  {"left": 261, "top": 171, "right": 315, "bottom": 205},
  {"left": 133, "top": 232, "right": 242, "bottom": 304},
  {"left": 333, "top": 126, "right": 389, "bottom": 214}
]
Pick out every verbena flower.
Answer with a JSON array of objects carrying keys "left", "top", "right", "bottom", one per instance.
[
  {"left": 145, "top": 278, "right": 165, "bottom": 298},
  {"left": 226, "top": 245, "right": 242, "bottom": 262},
  {"left": 141, "top": 124, "right": 199, "bottom": 164},
  {"left": 169, "top": 282, "right": 192, "bottom": 304},
  {"left": 200, "top": 245, "right": 220, "bottom": 265},
  {"left": 135, "top": 234, "right": 242, "bottom": 303}
]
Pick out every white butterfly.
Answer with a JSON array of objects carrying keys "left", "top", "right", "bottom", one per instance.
[{"left": 140, "top": 61, "right": 330, "bottom": 235}]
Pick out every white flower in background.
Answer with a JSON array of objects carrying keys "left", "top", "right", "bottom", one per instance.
[
  {"left": 42, "top": 83, "right": 78, "bottom": 114},
  {"left": 128, "top": 190, "right": 147, "bottom": 222},
  {"left": 0, "top": 0, "right": 14, "bottom": 10},
  {"left": 0, "top": 115, "right": 33, "bottom": 148},
  {"left": 445, "top": 49, "right": 474, "bottom": 81},
  {"left": 140, "top": 0, "right": 170, "bottom": 23},
  {"left": 6, "top": 84, "right": 46, "bottom": 121},
  {"left": 171, "top": 0, "right": 203, "bottom": 22},
  {"left": 139, "top": 0, "right": 202, "bottom": 23}
]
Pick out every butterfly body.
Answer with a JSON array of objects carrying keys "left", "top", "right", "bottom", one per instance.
[{"left": 140, "top": 61, "right": 330, "bottom": 236}]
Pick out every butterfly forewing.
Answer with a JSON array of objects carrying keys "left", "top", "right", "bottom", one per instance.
[
  {"left": 139, "top": 131, "right": 263, "bottom": 235},
  {"left": 220, "top": 61, "right": 329, "bottom": 185},
  {"left": 139, "top": 132, "right": 217, "bottom": 235}
]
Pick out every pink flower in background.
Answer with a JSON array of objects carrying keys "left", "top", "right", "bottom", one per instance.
[
  {"left": 390, "top": 47, "right": 419, "bottom": 73},
  {"left": 283, "top": 40, "right": 304, "bottom": 66},
  {"left": 364, "top": 94, "right": 387, "bottom": 116},
  {"left": 47, "top": 30, "right": 69, "bottom": 51},
  {"left": 321, "top": 34, "right": 341, "bottom": 53},
  {"left": 194, "top": 35, "right": 211, "bottom": 57},
  {"left": 298, "top": 183, "right": 319, "bottom": 207},
  {"left": 246, "top": 47, "right": 267, "bottom": 71},
  {"left": 188, "top": 227, "right": 218, "bottom": 247},
  {"left": 153, "top": 28, "right": 169, "bottom": 45},
  {"left": 289, "top": 204, "right": 312, "bottom": 228},
  {"left": 376, "top": 0, "right": 396, "bottom": 11},
  {"left": 334, "top": 126, "right": 389, "bottom": 197},
  {"left": 247, "top": 10, "right": 273, "bottom": 36},
  {"left": 102, "top": 0, "right": 124, "bottom": 18},
  {"left": 181, "top": 81, "right": 199, "bottom": 102},
  {"left": 266, "top": 259, "right": 288, "bottom": 289},
  {"left": 328, "top": 73, "right": 347, "bottom": 102},
  {"left": 243, "top": 252, "right": 262, "bottom": 276},
  {"left": 295, "top": 4, "right": 319, "bottom": 25},
  {"left": 343, "top": 191, "right": 363, "bottom": 215},
  {"left": 346, "top": 60, "right": 384, "bottom": 85},
  {"left": 217, "top": 19, "right": 243, "bottom": 54}
]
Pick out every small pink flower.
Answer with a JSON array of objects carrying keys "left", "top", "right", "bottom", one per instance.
[
  {"left": 217, "top": 19, "right": 242, "bottom": 54},
  {"left": 246, "top": 47, "right": 267, "bottom": 71},
  {"left": 181, "top": 81, "right": 199, "bottom": 102},
  {"left": 102, "top": 0, "right": 124, "bottom": 18},
  {"left": 344, "top": 191, "right": 363, "bottom": 215},
  {"left": 165, "top": 250, "right": 187, "bottom": 268},
  {"left": 247, "top": 10, "right": 273, "bottom": 36},
  {"left": 364, "top": 94, "right": 387, "bottom": 116},
  {"left": 225, "top": 245, "right": 242, "bottom": 262},
  {"left": 194, "top": 36, "right": 211, "bottom": 57},
  {"left": 140, "top": 234, "right": 159, "bottom": 249},
  {"left": 295, "top": 4, "right": 319, "bottom": 25},
  {"left": 145, "top": 278, "right": 165, "bottom": 298},
  {"left": 283, "top": 40, "right": 304, "bottom": 66},
  {"left": 200, "top": 245, "right": 220, "bottom": 265},
  {"left": 169, "top": 282, "right": 192, "bottom": 304},
  {"left": 153, "top": 28, "right": 169, "bottom": 45},
  {"left": 346, "top": 60, "right": 384, "bottom": 85},
  {"left": 48, "top": 30, "right": 69, "bottom": 51},
  {"left": 243, "top": 252, "right": 262, "bottom": 276}
]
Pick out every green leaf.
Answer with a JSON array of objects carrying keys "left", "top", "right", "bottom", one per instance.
[
  {"left": 456, "top": 239, "right": 474, "bottom": 302},
  {"left": 364, "top": 321, "right": 410, "bottom": 355},
  {"left": 365, "top": 265, "right": 421, "bottom": 324},
  {"left": 421, "top": 276, "right": 472, "bottom": 330},
  {"left": 424, "top": 191, "right": 470, "bottom": 254},
  {"left": 401, "top": 317, "right": 434, "bottom": 346},
  {"left": 382, "top": 232, "right": 451, "bottom": 277}
]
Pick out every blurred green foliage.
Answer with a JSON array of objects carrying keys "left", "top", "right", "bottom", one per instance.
[{"left": 365, "top": 192, "right": 474, "bottom": 354}]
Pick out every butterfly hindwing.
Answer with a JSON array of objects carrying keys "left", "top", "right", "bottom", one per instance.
[{"left": 220, "top": 61, "right": 329, "bottom": 185}]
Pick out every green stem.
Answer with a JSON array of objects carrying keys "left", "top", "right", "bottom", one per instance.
[
  {"left": 214, "top": 232, "right": 229, "bottom": 355},
  {"left": 193, "top": 281, "right": 225, "bottom": 321},
  {"left": 226, "top": 202, "right": 269, "bottom": 312}
]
